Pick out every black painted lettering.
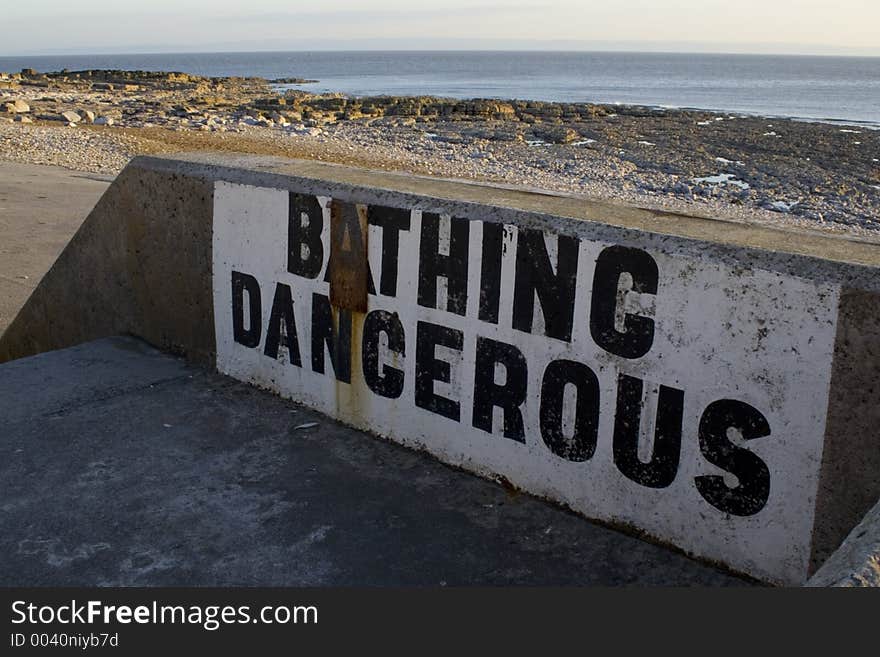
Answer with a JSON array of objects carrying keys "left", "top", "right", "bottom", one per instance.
[
  {"left": 479, "top": 222, "right": 505, "bottom": 325},
  {"left": 288, "top": 193, "right": 325, "bottom": 279},
  {"left": 415, "top": 321, "right": 463, "bottom": 421},
  {"left": 310, "top": 293, "right": 352, "bottom": 383},
  {"left": 695, "top": 400, "right": 772, "bottom": 517},
  {"left": 362, "top": 310, "right": 406, "bottom": 399},
  {"left": 512, "top": 228, "right": 579, "bottom": 342},
  {"left": 590, "top": 245, "right": 658, "bottom": 359},
  {"left": 472, "top": 337, "right": 528, "bottom": 442},
  {"left": 418, "top": 213, "right": 469, "bottom": 315},
  {"left": 540, "top": 360, "right": 600, "bottom": 462},
  {"left": 231, "top": 271, "right": 261, "bottom": 348},
  {"left": 263, "top": 283, "right": 302, "bottom": 366},
  {"left": 369, "top": 206, "right": 411, "bottom": 298},
  {"left": 613, "top": 374, "right": 683, "bottom": 489}
]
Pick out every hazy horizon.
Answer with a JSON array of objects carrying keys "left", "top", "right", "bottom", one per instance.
[
  {"left": 3, "top": 1, "right": 879, "bottom": 58},
  {"left": 6, "top": 45, "right": 880, "bottom": 60}
]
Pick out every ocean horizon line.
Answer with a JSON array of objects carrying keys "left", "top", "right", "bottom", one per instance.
[{"left": 4, "top": 49, "right": 880, "bottom": 60}]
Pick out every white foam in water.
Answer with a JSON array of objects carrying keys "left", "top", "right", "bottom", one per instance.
[
  {"left": 697, "top": 121, "right": 712, "bottom": 126},
  {"left": 571, "top": 139, "right": 597, "bottom": 146},
  {"left": 693, "top": 173, "right": 751, "bottom": 190},
  {"left": 637, "top": 141, "right": 656, "bottom": 146},
  {"left": 763, "top": 131, "right": 780, "bottom": 137},
  {"left": 715, "top": 157, "right": 745, "bottom": 166},
  {"left": 840, "top": 129, "right": 862, "bottom": 134}
]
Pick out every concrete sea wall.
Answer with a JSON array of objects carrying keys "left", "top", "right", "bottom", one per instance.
[{"left": 2, "top": 153, "right": 879, "bottom": 585}]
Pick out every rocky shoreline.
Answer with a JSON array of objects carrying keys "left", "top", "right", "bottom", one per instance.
[{"left": 2, "top": 68, "right": 878, "bottom": 234}]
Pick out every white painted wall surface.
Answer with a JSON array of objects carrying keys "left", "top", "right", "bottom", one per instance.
[{"left": 212, "top": 181, "right": 840, "bottom": 584}]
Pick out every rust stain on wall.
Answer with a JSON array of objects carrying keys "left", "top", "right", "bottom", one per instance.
[{"left": 329, "top": 200, "right": 369, "bottom": 312}]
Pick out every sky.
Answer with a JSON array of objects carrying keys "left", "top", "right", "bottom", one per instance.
[{"left": 3, "top": 0, "right": 879, "bottom": 56}]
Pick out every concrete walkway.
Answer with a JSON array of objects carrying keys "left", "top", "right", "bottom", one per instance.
[
  {"left": 0, "top": 161, "right": 111, "bottom": 335},
  {"left": 0, "top": 337, "right": 749, "bottom": 586}
]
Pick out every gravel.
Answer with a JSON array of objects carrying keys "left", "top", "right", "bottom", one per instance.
[{"left": 0, "top": 121, "right": 143, "bottom": 174}]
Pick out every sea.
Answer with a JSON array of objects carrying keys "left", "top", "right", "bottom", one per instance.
[{"left": 1, "top": 51, "right": 878, "bottom": 127}]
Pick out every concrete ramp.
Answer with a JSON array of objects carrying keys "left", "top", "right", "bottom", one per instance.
[{"left": 3, "top": 153, "right": 880, "bottom": 585}]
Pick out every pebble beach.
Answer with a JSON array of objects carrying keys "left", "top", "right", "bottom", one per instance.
[{"left": 2, "top": 68, "right": 878, "bottom": 237}]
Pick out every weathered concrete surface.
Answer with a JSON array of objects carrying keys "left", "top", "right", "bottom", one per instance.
[
  {"left": 0, "top": 337, "right": 748, "bottom": 586},
  {"left": 811, "top": 289, "right": 880, "bottom": 570},
  {"left": 0, "top": 162, "right": 111, "bottom": 336},
  {"left": 2, "top": 153, "right": 879, "bottom": 584},
  {"left": 5, "top": 152, "right": 880, "bottom": 359},
  {"left": 139, "top": 153, "right": 880, "bottom": 283},
  {"left": 0, "top": 163, "right": 215, "bottom": 365},
  {"left": 807, "top": 498, "right": 880, "bottom": 587},
  {"left": 214, "top": 179, "right": 842, "bottom": 585}
]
